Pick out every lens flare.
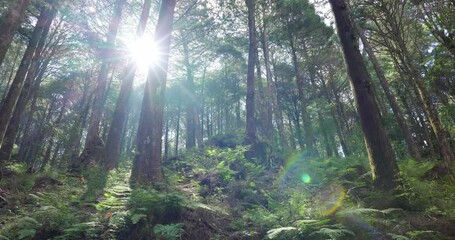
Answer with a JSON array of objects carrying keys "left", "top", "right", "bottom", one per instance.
[
  {"left": 127, "top": 37, "right": 159, "bottom": 72},
  {"left": 301, "top": 174, "right": 311, "bottom": 183},
  {"left": 277, "top": 151, "right": 307, "bottom": 185},
  {"left": 317, "top": 184, "right": 346, "bottom": 216}
]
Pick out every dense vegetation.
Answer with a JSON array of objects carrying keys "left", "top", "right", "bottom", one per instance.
[{"left": 0, "top": 0, "right": 454, "bottom": 239}]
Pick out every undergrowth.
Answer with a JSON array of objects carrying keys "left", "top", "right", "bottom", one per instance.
[{"left": 1, "top": 145, "right": 454, "bottom": 240}]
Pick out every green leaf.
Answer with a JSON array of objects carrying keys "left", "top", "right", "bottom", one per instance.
[
  {"left": 131, "top": 213, "right": 147, "bottom": 224},
  {"left": 18, "top": 229, "right": 36, "bottom": 240}
]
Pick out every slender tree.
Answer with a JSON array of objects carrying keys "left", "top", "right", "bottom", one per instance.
[
  {"left": 131, "top": 0, "right": 176, "bottom": 186},
  {"left": 0, "top": 6, "right": 57, "bottom": 161},
  {"left": 72, "top": 0, "right": 127, "bottom": 171},
  {"left": 244, "top": 0, "right": 257, "bottom": 145},
  {"left": 0, "top": 0, "right": 32, "bottom": 67},
  {"left": 0, "top": 7, "right": 49, "bottom": 151},
  {"left": 354, "top": 23, "right": 421, "bottom": 161},
  {"left": 329, "top": 0, "right": 400, "bottom": 190},
  {"left": 103, "top": 0, "right": 152, "bottom": 171}
]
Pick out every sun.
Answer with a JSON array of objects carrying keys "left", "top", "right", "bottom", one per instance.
[{"left": 127, "top": 37, "right": 159, "bottom": 72}]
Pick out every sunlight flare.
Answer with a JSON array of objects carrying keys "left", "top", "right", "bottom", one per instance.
[{"left": 127, "top": 37, "right": 160, "bottom": 71}]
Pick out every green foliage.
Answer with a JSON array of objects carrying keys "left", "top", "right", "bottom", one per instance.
[
  {"left": 0, "top": 163, "right": 35, "bottom": 191},
  {"left": 309, "top": 226, "right": 355, "bottom": 239},
  {"left": 288, "top": 191, "right": 311, "bottom": 218},
  {"left": 32, "top": 205, "right": 77, "bottom": 235},
  {"left": 266, "top": 227, "right": 298, "bottom": 239},
  {"left": 128, "top": 188, "right": 186, "bottom": 224},
  {"left": 399, "top": 159, "right": 455, "bottom": 216},
  {"left": 216, "top": 160, "right": 236, "bottom": 181},
  {"left": 0, "top": 216, "right": 36, "bottom": 239},
  {"left": 153, "top": 223, "right": 184, "bottom": 240},
  {"left": 241, "top": 207, "right": 281, "bottom": 230},
  {"left": 82, "top": 165, "right": 108, "bottom": 201},
  {"left": 55, "top": 222, "right": 100, "bottom": 240},
  {"left": 387, "top": 233, "right": 409, "bottom": 240}
]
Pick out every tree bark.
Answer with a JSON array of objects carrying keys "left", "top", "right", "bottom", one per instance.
[
  {"left": 329, "top": 0, "right": 399, "bottom": 190},
  {"left": 244, "top": 0, "right": 257, "bottom": 145},
  {"left": 182, "top": 36, "right": 196, "bottom": 149},
  {"left": 0, "top": 8, "right": 48, "bottom": 151},
  {"left": 0, "top": 0, "right": 32, "bottom": 67},
  {"left": 74, "top": 0, "right": 126, "bottom": 171},
  {"left": 355, "top": 23, "right": 421, "bottom": 161},
  {"left": 131, "top": 0, "right": 176, "bottom": 186},
  {"left": 103, "top": 0, "right": 152, "bottom": 171},
  {"left": 288, "top": 29, "right": 315, "bottom": 155},
  {"left": 0, "top": 6, "right": 56, "bottom": 161}
]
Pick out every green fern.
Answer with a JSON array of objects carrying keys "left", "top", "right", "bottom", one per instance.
[
  {"left": 56, "top": 222, "right": 100, "bottom": 240},
  {"left": 266, "top": 227, "right": 298, "bottom": 239},
  {"left": 310, "top": 226, "right": 355, "bottom": 239},
  {"left": 337, "top": 207, "right": 402, "bottom": 216},
  {"left": 387, "top": 233, "right": 409, "bottom": 240},
  {"left": 153, "top": 223, "right": 184, "bottom": 240}
]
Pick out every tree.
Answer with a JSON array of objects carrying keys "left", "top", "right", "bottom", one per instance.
[
  {"left": 244, "top": 0, "right": 257, "bottom": 145},
  {"left": 329, "top": 0, "right": 399, "bottom": 190},
  {"left": 0, "top": 5, "right": 57, "bottom": 161},
  {"left": 0, "top": 0, "right": 32, "bottom": 67},
  {"left": 103, "top": 0, "right": 152, "bottom": 171},
  {"left": 363, "top": 0, "right": 455, "bottom": 170},
  {"left": 131, "top": 0, "right": 177, "bottom": 186},
  {"left": 354, "top": 21, "right": 421, "bottom": 161},
  {"left": 71, "top": 0, "right": 127, "bottom": 171},
  {"left": 0, "top": 6, "right": 50, "bottom": 152}
]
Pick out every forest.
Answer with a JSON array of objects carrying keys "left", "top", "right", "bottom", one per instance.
[{"left": 0, "top": 0, "right": 454, "bottom": 239}]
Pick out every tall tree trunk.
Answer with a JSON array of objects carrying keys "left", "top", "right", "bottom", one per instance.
[
  {"left": 0, "top": 8, "right": 48, "bottom": 151},
  {"left": 374, "top": 0, "right": 455, "bottom": 168},
  {"left": 260, "top": 4, "right": 284, "bottom": 147},
  {"left": 0, "top": 0, "right": 32, "bottom": 67},
  {"left": 318, "top": 112, "right": 334, "bottom": 157},
  {"left": 1, "top": 44, "right": 21, "bottom": 101},
  {"left": 131, "top": 0, "right": 176, "bottom": 186},
  {"left": 288, "top": 30, "right": 315, "bottom": 155},
  {"left": 355, "top": 23, "right": 421, "bottom": 161},
  {"left": 318, "top": 71, "right": 351, "bottom": 156},
  {"left": 0, "top": 6, "right": 56, "bottom": 161},
  {"left": 103, "top": 0, "right": 151, "bottom": 171},
  {"left": 164, "top": 116, "right": 170, "bottom": 160},
  {"left": 182, "top": 36, "right": 196, "bottom": 149},
  {"left": 329, "top": 0, "right": 399, "bottom": 190},
  {"left": 244, "top": 0, "right": 257, "bottom": 145},
  {"left": 74, "top": 0, "right": 126, "bottom": 171},
  {"left": 175, "top": 95, "right": 181, "bottom": 155}
]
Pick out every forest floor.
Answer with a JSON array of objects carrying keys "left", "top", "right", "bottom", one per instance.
[{"left": 1, "top": 147, "right": 455, "bottom": 239}]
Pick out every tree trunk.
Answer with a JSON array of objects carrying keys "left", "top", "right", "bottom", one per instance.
[
  {"left": 329, "top": 0, "right": 399, "bottom": 190},
  {"left": 1, "top": 43, "right": 21, "bottom": 101},
  {"left": 355, "top": 23, "right": 421, "bottom": 161},
  {"left": 164, "top": 116, "right": 170, "bottom": 160},
  {"left": 175, "top": 96, "right": 181, "bottom": 155},
  {"left": 0, "top": 6, "right": 56, "bottom": 161},
  {"left": 0, "top": 0, "right": 32, "bottom": 67},
  {"left": 288, "top": 30, "right": 315, "bottom": 155},
  {"left": 76, "top": 0, "right": 126, "bottom": 171},
  {"left": 0, "top": 8, "right": 48, "bottom": 151},
  {"left": 244, "top": 0, "right": 257, "bottom": 145},
  {"left": 261, "top": 6, "right": 288, "bottom": 149},
  {"left": 131, "top": 0, "right": 176, "bottom": 186},
  {"left": 182, "top": 37, "right": 196, "bottom": 149},
  {"left": 103, "top": 0, "right": 151, "bottom": 171}
]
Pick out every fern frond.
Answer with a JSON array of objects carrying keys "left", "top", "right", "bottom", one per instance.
[
  {"left": 266, "top": 227, "right": 297, "bottom": 239},
  {"left": 310, "top": 227, "right": 355, "bottom": 239}
]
